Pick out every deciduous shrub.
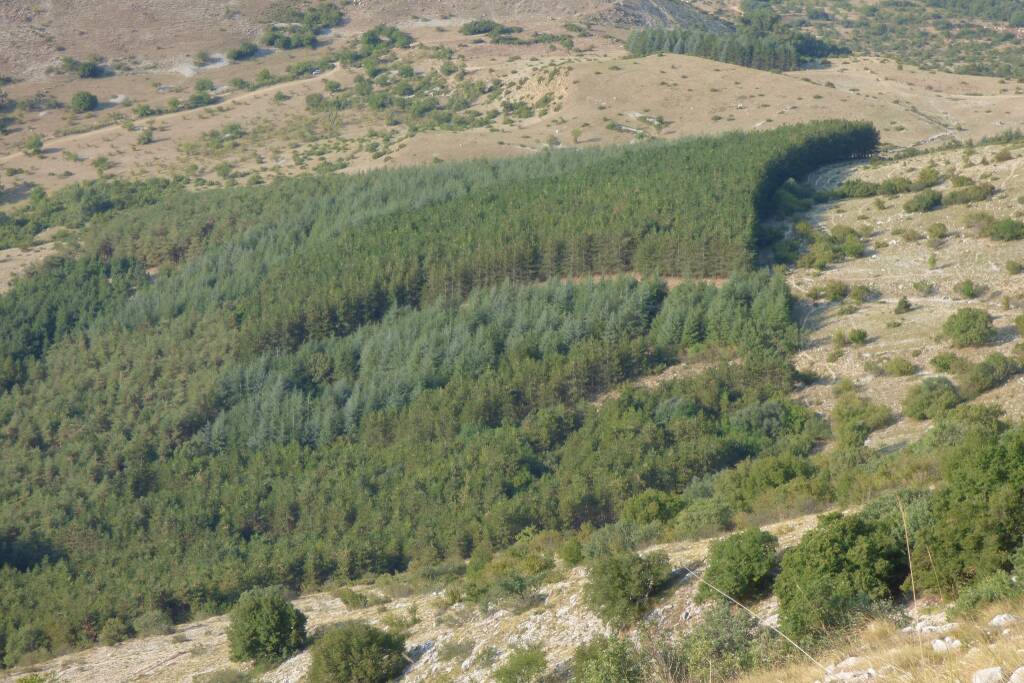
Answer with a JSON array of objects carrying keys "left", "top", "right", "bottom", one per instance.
[
  {"left": 666, "top": 603, "right": 786, "bottom": 679},
  {"left": 903, "top": 189, "right": 942, "bottom": 212},
  {"left": 669, "top": 498, "right": 735, "bottom": 540},
  {"left": 228, "top": 42, "right": 259, "bottom": 61},
  {"left": 910, "top": 417, "right": 1024, "bottom": 595},
  {"left": 99, "top": 617, "right": 133, "bottom": 645},
  {"left": 833, "top": 393, "right": 894, "bottom": 446},
  {"left": 942, "top": 182, "right": 994, "bottom": 206},
  {"left": 494, "top": 645, "right": 547, "bottom": 683},
  {"left": 953, "top": 279, "right": 980, "bottom": 299},
  {"left": 132, "top": 609, "right": 174, "bottom": 637},
  {"left": 775, "top": 511, "right": 906, "bottom": 642},
  {"left": 572, "top": 635, "right": 644, "bottom": 682},
  {"left": 952, "top": 571, "right": 1022, "bottom": 615},
  {"left": 943, "top": 307, "right": 995, "bottom": 347},
  {"left": 227, "top": 587, "right": 307, "bottom": 663},
  {"left": 621, "top": 489, "right": 683, "bottom": 524},
  {"left": 307, "top": 621, "right": 405, "bottom": 683},
  {"left": 585, "top": 551, "right": 672, "bottom": 628},
  {"left": 903, "top": 377, "right": 961, "bottom": 419},
  {"left": 697, "top": 529, "right": 778, "bottom": 604},
  {"left": 980, "top": 217, "right": 1024, "bottom": 241},
  {"left": 957, "top": 353, "right": 1021, "bottom": 399},
  {"left": 70, "top": 91, "right": 98, "bottom": 113}
]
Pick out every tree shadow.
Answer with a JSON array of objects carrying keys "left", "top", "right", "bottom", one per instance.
[
  {"left": 1, "top": 180, "right": 39, "bottom": 204},
  {"left": 1, "top": 531, "right": 66, "bottom": 571}
]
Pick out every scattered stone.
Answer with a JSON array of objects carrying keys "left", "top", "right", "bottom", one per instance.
[
  {"left": 990, "top": 613, "right": 1018, "bottom": 628},
  {"left": 822, "top": 671, "right": 877, "bottom": 682},
  {"left": 973, "top": 667, "right": 1004, "bottom": 683},
  {"left": 931, "top": 636, "right": 961, "bottom": 653},
  {"left": 901, "top": 613, "right": 958, "bottom": 635}
]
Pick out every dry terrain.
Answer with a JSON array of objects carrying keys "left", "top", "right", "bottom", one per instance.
[
  {"left": 2, "top": 512, "right": 827, "bottom": 683},
  {"left": 790, "top": 146, "right": 1024, "bottom": 451}
]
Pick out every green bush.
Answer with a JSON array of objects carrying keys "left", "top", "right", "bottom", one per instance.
[
  {"left": 307, "top": 621, "right": 405, "bottom": 683},
  {"left": 572, "top": 635, "right": 644, "bottom": 683},
  {"left": 99, "top": 617, "right": 134, "bottom": 645},
  {"left": 894, "top": 297, "right": 911, "bottom": 314},
  {"left": 228, "top": 42, "right": 259, "bottom": 61},
  {"left": 833, "top": 393, "right": 894, "bottom": 446},
  {"left": 620, "top": 489, "right": 683, "bottom": 524},
  {"left": 980, "top": 217, "right": 1024, "bottom": 241},
  {"left": 227, "top": 587, "right": 307, "bottom": 663},
  {"left": 903, "top": 189, "right": 942, "bottom": 212},
  {"left": 957, "top": 353, "right": 1021, "bottom": 399},
  {"left": 931, "top": 351, "right": 969, "bottom": 373},
  {"left": 460, "top": 19, "right": 519, "bottom": 36},
  {"left": 335, "top": 587, "right": 369, "bottom": 609},
  {"left": 775, "top": 512, "right": 906, "bottom": 643},
  {"left": 495, "top": 645, "right": 547, "bottom": 683},
  {"left": 666, "top": 603, "right": 786, "bottom": 679},
  {"left": 132, "top": 609, "right": 174, "bottom": 637},
  {"left": 881, "top": 356, "right": 915, "bottom": 376},
  {"left": 942, "top": 183, "right": 994, "bottom": 206},
  {"left": 70, "top": 91, "right": 99, "bottom": 113},
  {"left": 903, "top": 377, "right": 961, "bottom": 420},
  {"left": 585, "top": 551, "right": 672, "bottom": 628},
  {"left": 669, "top": 498, "right": 735, "bottom": 540},
  {"left": 952, "top": 571, "right": 1023, "bottom": 615},
  {"left": 847, "top": 328, "right": 868, "bottom": 345},
  {"left": 910, "top": 418, "right": 1024, "bottom": 595},
  {"left": 954, "top": 279, "right": 980, "bottom": 299},
  {"left": 697, "top": 529, "right": 778, "bottom": 604},
  {"left": 943, "top": 307, "right": 995, "bottom": 347}
]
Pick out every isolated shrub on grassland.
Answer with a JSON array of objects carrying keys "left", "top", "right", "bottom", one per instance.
[
  {"left": 943, "top": 307, "right": 995, "bottom": 347},
  {"left": 697, "top": 529, "right": 778, "bottom": 605},
  {"left": 585, "top": 551, "right": 672, "bottom": 628},
  {"left": 227, "top": 587, "right": 307, "bottom": 663},
  {"left": 307, "top": 621, "right": 405, "bottom": 683}
]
